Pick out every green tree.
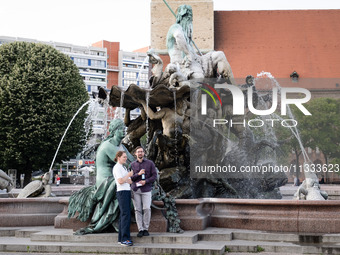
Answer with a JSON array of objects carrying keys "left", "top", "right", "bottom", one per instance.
[
  {"left": 293, "top": 98, "right": 340, "bottom": 181},
  {"left": 0, "top": 42, "right": 89, "bottom": 182}
]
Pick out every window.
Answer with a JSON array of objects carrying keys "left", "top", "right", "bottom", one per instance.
[
  {"left": 123, "top": 63, "right": 137, "bottom": 68},
  {"left": 139, "top": 81, "right": 147, "bottom": 87},
  {"left": 73, "top": 58, "right": 88, "bottom": 66},
  {"left": 123, "top": 79, "right": 135, "bottom": 87},
  {"left": 123, "top": 71, "right": 137, "bottom": 79},
  {"left": 89, "top": 77, "right": 105, "bottom": 82},
  {"left": 138, "top": 73, "right": 148, "bottom": 80},
  {"left": 91, "top": 60, "right": 106, "bottom": 67}
]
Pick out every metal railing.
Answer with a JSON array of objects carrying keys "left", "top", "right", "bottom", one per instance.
[{"left": 107, "top": 65, "right": 119, "bottom": 71}]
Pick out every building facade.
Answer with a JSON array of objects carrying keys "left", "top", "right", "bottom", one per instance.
[
  {"left": 91, "top": 40, "right": 120, "bottom": 90},
  {"left": 118, "top": 50, "right": 149, "bottom": 119},
  {"left": 119, "top": 50, "right": 149, "bottom": 89},
  {"left": 91, "top": 42, "right": 150, "bottom": 120}
]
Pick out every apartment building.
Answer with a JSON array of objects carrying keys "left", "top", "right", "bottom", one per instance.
[{"left": 119, "top": 50, "right": 149, "bottom": 119}]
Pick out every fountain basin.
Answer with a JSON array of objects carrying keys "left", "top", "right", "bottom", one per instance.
[
  {"left": 205, "top": 198, "right": 340, "bottom": 234},
  {"left": 0, "top": 197, "right": 64, "bottom": 227},
  {"left": 55, "top": 198, "right": 340, "bottom": 234},
  {"left": 55, "top": 197, "right": 168, "bottom": 232}
]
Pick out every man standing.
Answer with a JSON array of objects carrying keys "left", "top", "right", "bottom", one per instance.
[{"left": 130, "top": 146, "right": 157, "bottom": 237}]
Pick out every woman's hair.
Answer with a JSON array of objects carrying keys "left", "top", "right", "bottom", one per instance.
[{"left": 114, "top": 150, "right": 126, "bottom": 162}]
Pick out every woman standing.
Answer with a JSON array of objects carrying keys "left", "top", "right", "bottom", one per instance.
[{"left": 113, "top": 151, "right": 133, "bottom": 246}]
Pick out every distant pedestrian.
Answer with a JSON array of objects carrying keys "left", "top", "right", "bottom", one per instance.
[
  {"left": 55, "top": 174, "right": 60, "bottom": 186},
  {"left": 293, "top": 175, "right": 300, "bottom": 186}
]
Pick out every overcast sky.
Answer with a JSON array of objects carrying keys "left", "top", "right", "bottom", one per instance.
[{"left": 1, "top": 0, "right": 339, "bottom": 51}]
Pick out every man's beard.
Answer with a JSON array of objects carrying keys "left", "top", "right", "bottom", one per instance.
[{"left": 138, "top": 155, "right": 143, "bottom": 160}]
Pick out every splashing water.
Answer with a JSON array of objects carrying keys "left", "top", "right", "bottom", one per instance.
[
  {"left": 136, "top": 56, "right": 150, "bottom": 88},
  {"left": 78, "top": 99, "right": 101, "bottom": 158},
  {"left": 146, "top": 90, "right": 150, "bottom": 143},
  {"left": 101, "top": 98, "right": 115, "bottom": 138},
  {"left": 49, "top": 100, "right": 91, "bottom": 172},
  {"left": 255, "top": 71, "right": 310, "bottom": 163},
  {"left": 173, "top": 90, "right": 179, "bottom": 167},
  {"left": 120, "top": 91, "right": 125, "bottom": 119},
  {"left": 250, "top": 74, "right": 279, "bottom": 163},
  {"left": 113, "top": 91, "right": 125, "bottom": 120}
]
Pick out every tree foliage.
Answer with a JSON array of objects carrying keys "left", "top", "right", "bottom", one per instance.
[
  {"left": 292, "top": 97, "right": 340, "bottom": 164},
  {"left": 0, "top": 42, "right": 89, "bottom": 177}
]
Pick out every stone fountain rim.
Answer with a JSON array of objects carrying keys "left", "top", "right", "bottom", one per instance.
[
  {"left": 56, "top": 197, "right": 340, "bottom": 206},
  {"left": 0, "top": 197, "right": 65, "bottom": 203},
  {"left": 195, "top": 197, "right": 340, "bottom": 205}
]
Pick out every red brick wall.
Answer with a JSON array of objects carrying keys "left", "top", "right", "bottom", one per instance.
[
  {"left": 92, "top": 40, "right": 120, "bottom": 89},
  {"left": 214, "top": 10, "right": 340, "bottom": 85},
  {"left": 104, "top": 41, "right": 119, "bottom": 89}
]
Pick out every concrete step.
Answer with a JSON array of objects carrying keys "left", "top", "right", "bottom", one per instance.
[
  {"left": 13, "top": 226, "right": 63, "bottom": 238},
  {"left": 2, "top": 226, "right": 340, "bottom": 254},
  {"left": 197, "top": 228, "right": 233, "bottom": 241},
  {"left": 30, "top": 230, "right": 198, "bottom": 244},
  {"left": 226, "top": 240, "right": 340, "bottom": 254},
  {"left": 232, "top": 230, "right": 298, "bottom": 242},
  {"left": 2, "top": 235, "right": 340, "bottom": 255},
  {"left": 0, "top": 229, "right": 16, "bottom": 237},
  {"left": 230, "top": 228, "right": 340, "bottom": 244},
  {"left": 0, "top": 227, "right": 49, "bottom": 237},
  {"left": 224, "top": 239, "right": 321, "bottom": 254},
  {"left": 0, "top": 237, "right": 225, "bottom": 255}
]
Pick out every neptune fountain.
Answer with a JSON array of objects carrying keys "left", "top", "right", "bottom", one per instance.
[
  {"left": 0, "top": 4, "right": 334, "bottom": 242},
  {"left": 101, "top": 4, "right": 288, "bottom": 200},
  {"left": 65, "top": 3, "right": 291, "bottom": 236}
]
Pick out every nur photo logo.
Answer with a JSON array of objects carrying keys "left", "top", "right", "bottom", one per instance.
[{"left": 197, "top": 80, "right": 312, "bottom": 128}]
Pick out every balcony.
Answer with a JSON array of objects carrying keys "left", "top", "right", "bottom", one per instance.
[{"left": 107, "top": 65, "right": 119, "bottom": 71}]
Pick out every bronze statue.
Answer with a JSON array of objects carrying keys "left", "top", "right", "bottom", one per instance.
[
  {"left": 166, "top": 5, "right": 236, "bottom": 84},
  {"left": 294, "top": 164, "right": 328, "bottom": 200},
  {"left": 99, "top": 4, "right": 288, "bottom": 200},
  {"left": 68, "top": 119, "right": 131, "bottom": 235},
  {"left": 0, "top": 169, "right": 14, "bottom": 192}
]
